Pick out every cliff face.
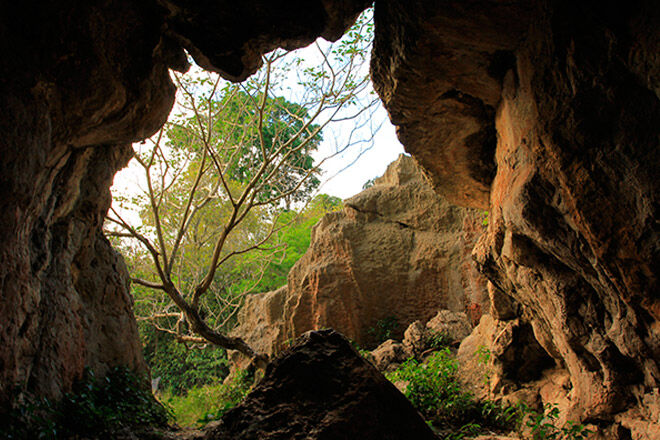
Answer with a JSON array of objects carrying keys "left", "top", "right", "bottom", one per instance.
[
  {"left": 231, "top": 155, "right": 488, "bottom": 358},
  {"left": 371, "top": 0, "right": 659, "bottom": 434},
  {"left": 0, "top": 0, "right": 368, "bottom": 406}
]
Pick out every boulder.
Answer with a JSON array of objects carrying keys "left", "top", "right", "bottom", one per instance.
[
  {"left": 402, "top": 320, "right": 427, "bottom": 358},
  {"left": 370, "top": 339, "right": 409, "bottom": 372},
  {"left": 426, "top": 310, "right": 473, "bottom": 345},
  {"left": 202, "top": 330, "right": 438, "bottom": 440}
]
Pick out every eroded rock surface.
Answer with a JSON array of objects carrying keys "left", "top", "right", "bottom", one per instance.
[
  {"left": 230, "top": 155, "right": 488, "bottom": 362},
  {"left": 371, "top": 1, "right": 660, "bottom": 435},
  {"left": 201, "top": 330, "right": 437, "bottom": 440}
]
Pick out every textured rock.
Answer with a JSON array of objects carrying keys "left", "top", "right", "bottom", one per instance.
[
  {"left": 426, "top": 310, "right": 473, "bottom": 345},
  {"left": 201, "top": 330, "right": 437, "bottom": 440},
  {"left": 160, "top": 0, "right": 371, "bottom": 81},
  {"left": 402, "top": 320, "right": 427, "bottom": 359},
  {"left": 229, "top": 286, "right": 287, "bottom": 369},
  {"left": 370, "top": 339, "right": 409, "bottom": 372},
  {"left": 231, "top": 155, "right": 488, "bottom": 358},
  {"left": 371, "top": 0, "right": 660, "bottom": 433}
]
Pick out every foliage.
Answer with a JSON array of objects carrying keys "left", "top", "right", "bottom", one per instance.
[
  {"left": 426, "top": 330, "right": 452, "bottom": 351},
  {"left": 362, "top": 177, "right": 376, "bottom": 190},
  {"left": 475, "top": 345, "right": 492, "bottom": 386},
  {"left": 0, "top": 367, "right": 169, "bottom": 439},
  {"left": 107, "top": 8, "right": 377, "bottom": 359},
  {"left": 385, "top": 350, "right": 519, "bottom": 434},
  {"left": 522, "top": 403, "right": 594, "bottom": 440},
  {"left": 161, "top": 370, "right": 252, "bottom": 427},
  {"left": 140, "top": 326, "right": 230, "bottom": 395},
  {"left": 367, "top": 316, "right": 400, "bottom": 348},
  {"left": 387, "top": 349, "right": 593, "bottom": 439}
]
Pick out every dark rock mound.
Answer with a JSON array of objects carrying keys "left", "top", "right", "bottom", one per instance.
[{"left": 204, "top": 330, "right": 437, "bottom": 440}]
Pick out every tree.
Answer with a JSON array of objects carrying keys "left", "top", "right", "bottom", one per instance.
[{"left": 106, "top": 9, "right": 377, "bottom": 367}]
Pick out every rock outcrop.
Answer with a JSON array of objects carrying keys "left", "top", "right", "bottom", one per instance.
[
  {"left": 371, "top": 0, "right": 660, "bottom": 435},
  {"left": 200, "top": 330, "right": 437, "bottom": 440},
  {"left": 230, "top": 155, "right": 488, "bottom": 362}
]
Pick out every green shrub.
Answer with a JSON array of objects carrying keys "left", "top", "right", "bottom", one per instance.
[
  {"left": 386, "top": 349, "right": 519, "bottom": 434},
  {"left": 0, "top": 367, "right": 170, "bottom": 439},
  {"left": 426, "top": 330, "right": 452, "bottom": 350},
  {"left": 140, "top": 325, "right": 230, "bottom": 395},
  {"left": 162, "top": 369, "right": 252, "bottom": 427}
]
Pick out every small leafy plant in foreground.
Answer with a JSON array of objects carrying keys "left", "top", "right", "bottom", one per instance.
[{"left": 523, "top": 403, "right": 593, "bottom": 440}]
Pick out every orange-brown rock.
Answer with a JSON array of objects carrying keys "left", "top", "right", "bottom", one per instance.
[
  {"left": 371, "top": 2, "right": 660, "bottom": 434},
  {"left": 231, "top": 155, "right": 489, "bottom": 358}
]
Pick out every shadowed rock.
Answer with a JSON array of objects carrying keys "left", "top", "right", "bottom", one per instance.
[{"left": 202, "top": 330, "right": 437, "bottom": 440}]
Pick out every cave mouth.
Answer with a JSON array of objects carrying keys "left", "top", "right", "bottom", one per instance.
[{"left": 104, "top": 4, "right": 411, "bottom": 409}]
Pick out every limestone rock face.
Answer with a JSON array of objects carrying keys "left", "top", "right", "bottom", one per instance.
[
  {"left": 0, "top": 0, "right": 369, "bottom": 407},
  {"left": 371, "top": 1, "right": 660, "bottom": 432},
  {"left": 231, "top": 155, "right": 488, "bottom": 357},
  {"left": 202, "top": 330, "right": 437, "bottom": 440},
  {"left": 285, "top": 155, "right": 488, "bottom": 347}
]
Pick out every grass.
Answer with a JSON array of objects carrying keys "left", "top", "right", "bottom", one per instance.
[{"left": 159, "top": 370, "right": 252, "bottom": 427}]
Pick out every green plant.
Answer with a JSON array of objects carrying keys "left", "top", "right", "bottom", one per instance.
[
  {"left": 386, "top": 349, "right": 521, "bottom": 435},
  {"left": 524, "top": 403, "right": 593, "bottom": 440},
  {"left": 162, "top": 369, "right": 252, "bottom": 427},
  {"left": 475, "top": 345, "right": 492, "bottom": 386},
  {"left": 482, "top": 211, "right": 489, "bottom": 226},
  {"left": 443, "top": 422, "right": 482, "bottom": 440},
  {"left": 426, "top": 330, "right": 452, "bottom": 350},
  {"left": 0, "top": 367, "right": 170, "bottom": 439},
  {"left": 367, "top": 316, "right": 399, "bottom": 347}
]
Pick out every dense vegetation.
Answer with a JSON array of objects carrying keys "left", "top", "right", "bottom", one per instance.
[{"left": 383, "top": 349, "right": 592, "bottom": 440}]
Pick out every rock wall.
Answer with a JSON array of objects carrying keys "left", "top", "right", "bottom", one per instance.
[
  {"left": 231, "top": 155, "right": 488, "bottom": 359},
  {"left": 0, "top": 0, "right": 368, "bottom": 407},
  {"left": 371, "top": 0, "right": 659, "bottom": 435}
]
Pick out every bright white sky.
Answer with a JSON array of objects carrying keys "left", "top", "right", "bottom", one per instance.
[{"left": 111, "top": 16, "right": 404, "bottom": 210}]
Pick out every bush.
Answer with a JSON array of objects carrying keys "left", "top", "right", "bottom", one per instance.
[
  {"left": 523, "top": 403, "right": 593, "bottom": 440},
  {"left": 0, "top": 367, "right": 170, "bottom": 439},
  {"left": 386, "top": 349, "right": 519, "bottom": 434},
  {"left": 142, "top": 327, "right": 230, "bottom": 395},
  {"left": 426, "top": 330, "right": 452, "bottom": 351}
]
